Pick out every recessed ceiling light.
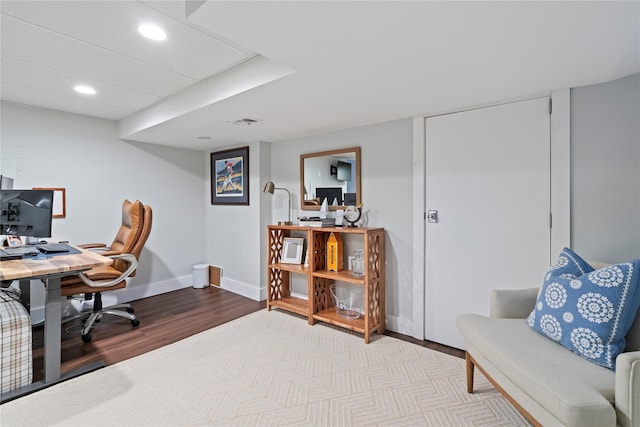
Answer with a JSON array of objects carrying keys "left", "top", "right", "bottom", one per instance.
[
  {"left": 138, "top": 24, "right": 167, "bottom": 41},
  {"left": 197, "top": 136, "right": 211, "bottom": 140},
  {"left": 74, "top": 85, "right": 96, "bottom": 95}
]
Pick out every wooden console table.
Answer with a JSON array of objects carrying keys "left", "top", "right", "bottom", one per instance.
[{"left": 267, "top": 225, "right": 385, "bottom": 343}]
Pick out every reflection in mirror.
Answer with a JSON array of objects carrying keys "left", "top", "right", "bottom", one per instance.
[{"left": 300, "top": 147, "right": 361, "bottom": 211}]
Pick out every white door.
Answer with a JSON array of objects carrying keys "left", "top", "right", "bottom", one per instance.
[{"left": 425, "top": 97, "right": 551, "bottom": 349}]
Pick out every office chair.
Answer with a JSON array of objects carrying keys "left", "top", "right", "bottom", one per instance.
[{"left": 60, "top": 199, "right": 153, "bottom": 343}]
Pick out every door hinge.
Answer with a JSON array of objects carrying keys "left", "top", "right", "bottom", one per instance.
[
  {"left": 549, "top": 98, "right": 552, "bottom": 114},
  {"left": 549, "top": 212, "right": 553, "bottom": 228}
]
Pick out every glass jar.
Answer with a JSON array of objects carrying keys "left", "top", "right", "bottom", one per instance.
[{"left": 351, "top": 250, "right": 365, "bottom": 277}]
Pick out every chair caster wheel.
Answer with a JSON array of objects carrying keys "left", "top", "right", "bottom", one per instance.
[
  {"left": 131, "top": 319, "right": 140, "bottom": 327},
  {"left": 82, "top": 334, "right": 92, "bottom": 343},
  {"left": 126, "top": 308, "right": 135, "bottom": 314}
]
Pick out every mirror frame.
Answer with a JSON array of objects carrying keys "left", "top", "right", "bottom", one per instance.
[{"left": 300, "top": 147, "right": 361, "bottom": 211}]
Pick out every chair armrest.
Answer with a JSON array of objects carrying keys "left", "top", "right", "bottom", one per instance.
[
  {"left": 89, "top": 249, "right": 120, "bottom": 257},
  {"left": 77, "top": 243, "right": 107, "bottom": 249},
  {"left": 490, "top": 287, "right": 540, "bottom": 318},
  {"left": 615, "top": 351, "right": 640, "bottom": 427},
  {"left": 78, "top": 244, "right": 119, "bottom": 257},
  {"left": 76, "top": 254, "right": 137, "bottom": 288}
]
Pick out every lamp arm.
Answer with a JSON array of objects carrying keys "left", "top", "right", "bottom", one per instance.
[{"left": 275, "top": 187, "right": 292, "bottom": 223}]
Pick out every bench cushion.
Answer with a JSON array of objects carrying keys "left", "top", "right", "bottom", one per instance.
[{"left": 458, "top": 313, "right": 617, "bottom": 427}]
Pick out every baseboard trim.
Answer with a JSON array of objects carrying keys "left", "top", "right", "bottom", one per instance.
[
  {"left": 220, "top": 277, "right": 264, "bottom": 301},
  {"left": 386, "top": 314, "right": 413, "bottom": 337},
  {"left": 101, "top": 275, "right": 193, "bottom": 307},
  {"left": 28, "top": 275, "right": 192, "bottom": 325}
]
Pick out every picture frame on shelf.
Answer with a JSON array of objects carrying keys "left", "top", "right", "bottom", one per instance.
[
  {"left": 210, "top": 146, "right": 249, "bottom": 205},
  {"left": 282, "top": 237, "right": 304, "bottom": 264}
]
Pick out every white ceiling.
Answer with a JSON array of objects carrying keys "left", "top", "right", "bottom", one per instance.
[{"left": 1, "top": 1, "right": 638, "bottom": 150}]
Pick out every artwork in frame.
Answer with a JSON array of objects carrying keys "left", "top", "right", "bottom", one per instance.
[
  {"left": 210, "top": 146, "right": 249, "bottom": 205},
  {"left": 282, "top": 237, "right": 304, "bottom": 264},
  {"left": 33, "top": 187, "right": 66, "bottom": 218}
]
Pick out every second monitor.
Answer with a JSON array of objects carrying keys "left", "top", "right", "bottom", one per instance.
[
  {"left": 315, "top": 187, "right": 342, "bottom": 206},
  {"left": 0, "top": 189, "right": 54, "bottom": 239}
]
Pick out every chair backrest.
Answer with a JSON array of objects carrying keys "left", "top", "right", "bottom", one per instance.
[
  {"left": 109, "top": 199, "right": 143, "bottom": 253},
  {"left": 109, "top": 199, "right": 143, "bottom": 273},
  {"left": 127, "top": 203, "right": 152, "bottom": 277}
]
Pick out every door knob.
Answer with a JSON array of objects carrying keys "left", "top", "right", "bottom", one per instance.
[{"left": 427, "top": 210, "right": 438, "bottom": 223}]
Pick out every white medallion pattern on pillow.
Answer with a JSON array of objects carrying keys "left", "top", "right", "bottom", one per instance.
[
  {"left": 545, "top": 283, "right": 567, "bottom": 308},
  {"left": 571, "top": 327, "right": 604, "bottom": 359},
  {"left": 577, "top": 292, "right": 614, "bottom": 324},
  {"left": 589, "top": 266, "right": 624, "bottom": 288}
]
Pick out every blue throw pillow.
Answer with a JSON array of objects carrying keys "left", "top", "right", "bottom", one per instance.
[{"left": 528, "top": 247, "right": 640, "bottom": 370}]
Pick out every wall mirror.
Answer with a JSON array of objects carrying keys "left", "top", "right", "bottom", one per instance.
[{"left": 300, "top": 147, "right": 361, "bottom": 211}]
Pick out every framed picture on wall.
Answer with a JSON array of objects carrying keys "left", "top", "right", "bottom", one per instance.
[
  {"left": 33, "top": 187, "right": 66, "bottom": 218},
  {"left": 210, "top": 146, "right": 249, "bottom": 205}
]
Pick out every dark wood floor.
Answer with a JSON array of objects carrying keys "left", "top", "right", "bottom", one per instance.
[
  {"left": 31, "top": 286, "right": 266, "bottom": 382},
  {"left": 32, "top": 286, "right": 463, "bottom": 382}
]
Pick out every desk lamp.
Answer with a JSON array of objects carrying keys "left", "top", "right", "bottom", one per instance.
[{"left": 263, "top": 181, "right": 292, "bottom": 225}]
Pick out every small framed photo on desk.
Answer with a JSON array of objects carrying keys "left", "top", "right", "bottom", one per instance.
[{"left": 7, "top": 236, "right": 22, "bottom": 246}]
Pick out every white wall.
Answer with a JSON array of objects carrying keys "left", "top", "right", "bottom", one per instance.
[
  {"left": 1, "top": 102, "right": 207, "bottom": 321},
  {"left": 204, "top": 140, "right": 268, "bottom": 300},
  {"left": 269, "top": 119, "right": 416, "bottom": 334},
  {"left": 571, "top": 72, "right": 640, "bottom": 262}
]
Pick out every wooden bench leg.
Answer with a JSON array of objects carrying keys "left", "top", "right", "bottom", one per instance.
[{"left": 466, "top": 352, "right": 474, "bottom": 393}]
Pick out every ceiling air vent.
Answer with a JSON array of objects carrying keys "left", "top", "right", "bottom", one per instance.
[{"left": 228, "top": 117, "right": 261, "bottom": 126}]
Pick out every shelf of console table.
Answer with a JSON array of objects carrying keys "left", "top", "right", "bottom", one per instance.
[
  {"left": 268, "top": 296, "right": 309, "bottom": 316},
  {"left": 312, "top": 269, "right": 365, "bottom": 285},
  {"left": 268, "top": 262, "right": 308, "bottom": 274},
  {"left": 313, "top": 308, "right": 367, "bottom": 333}
]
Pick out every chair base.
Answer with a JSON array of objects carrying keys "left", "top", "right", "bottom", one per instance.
[{"left": 66, "top": 293, "right": 141, "bottom": 343}]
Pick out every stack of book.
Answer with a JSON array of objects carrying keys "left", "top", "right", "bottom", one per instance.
[{"left": 298, "top": 217, "right": 336, "bottom": 227}]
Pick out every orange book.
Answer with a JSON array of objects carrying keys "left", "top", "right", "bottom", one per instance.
[{"left": 327, "top": 232, "right": 343, "bottom": 272}]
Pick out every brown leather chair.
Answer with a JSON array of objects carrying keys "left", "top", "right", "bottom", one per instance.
[{"left": 61, "top": 199, "right": 153, "bottom": 343}]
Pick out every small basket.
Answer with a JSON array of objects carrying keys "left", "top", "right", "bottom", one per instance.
[{"left": 329, "top": 284, "right": 363, "bottom": 320}]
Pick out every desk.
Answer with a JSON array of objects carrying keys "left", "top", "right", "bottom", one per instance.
[{"left": 0, "top": 247, "right": 112, "bottom": 402}]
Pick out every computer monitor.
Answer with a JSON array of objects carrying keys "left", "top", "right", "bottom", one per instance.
[
  {"left": 0, "top": 175, "right": 14, "bottom": 190},
  {"left": 344, "top": 192, "right": 357, "bottom": 205},
  {"left": 0, "top": 189, "right": 54, "bottom": 238},
  {"left": 315, "top": 187, "right": 343, "bottom": 206}
]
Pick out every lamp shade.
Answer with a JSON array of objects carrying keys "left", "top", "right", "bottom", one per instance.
[{"left": 263, "top": 181, "right": 275, "bottom": 194}]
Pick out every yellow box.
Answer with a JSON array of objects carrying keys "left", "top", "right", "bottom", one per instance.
[{"left": 327, "top": 232, "right": 343, "bottom": 272}]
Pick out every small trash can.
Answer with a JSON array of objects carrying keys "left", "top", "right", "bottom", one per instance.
[{"left": 192, "top": 264, "right": 209, "bottom": 289}]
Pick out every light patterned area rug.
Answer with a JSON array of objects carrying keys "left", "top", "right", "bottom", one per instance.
[{"left": 1, "top": 310, "right": 530, "bottom": 426}]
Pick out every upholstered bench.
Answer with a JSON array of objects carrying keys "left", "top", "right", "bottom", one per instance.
[
  {"left": 457, "top": 250, "right": 640, "bottom": 427},
  {"left": 0, "top": 288, "right": 32, "bottom": 395}
]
